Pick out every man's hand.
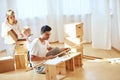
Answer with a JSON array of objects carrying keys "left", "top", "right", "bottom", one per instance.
[
  {"left": 46, "top": 55, "right": 55, "bottom": 60},
  {"left": 47, "top": 47, "right": 53, "bottom": 51},
  {"left": 61, "top": 48, "right": 71, "bottom": 52}
]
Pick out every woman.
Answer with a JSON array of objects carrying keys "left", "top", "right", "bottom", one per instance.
[{"left": 1, "top": 10, "right": 22, "bottom": 57}]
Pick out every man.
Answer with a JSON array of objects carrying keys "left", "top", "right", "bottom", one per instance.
[{"left": 30, "top": 25, "right": 69, "bottom": 74}]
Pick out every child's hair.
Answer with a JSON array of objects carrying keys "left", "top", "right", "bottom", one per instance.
[{"left": 22, "top": 26, "right": 31, "bottom": 35}]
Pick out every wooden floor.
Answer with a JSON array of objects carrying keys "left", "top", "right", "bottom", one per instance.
[{"left": 0, "top": 44, "right": 120, "bottom": 80}]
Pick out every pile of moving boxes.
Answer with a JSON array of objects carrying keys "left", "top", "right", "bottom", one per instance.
[
  {"left": 0, "top": 29, "right": 28, "bottom": 73},
  {"left": 45, "top": 22, "right": 83, "bottom": 80}
]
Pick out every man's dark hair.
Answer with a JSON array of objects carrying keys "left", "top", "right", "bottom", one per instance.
[{"left": 41, "top": 25, "right": 52, "bottom": 34}]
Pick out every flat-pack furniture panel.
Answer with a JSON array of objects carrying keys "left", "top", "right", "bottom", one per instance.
[{"left": 0, "top": 56, "right": 15, "bottom": 73}]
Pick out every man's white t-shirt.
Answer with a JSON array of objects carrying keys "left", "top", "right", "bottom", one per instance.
[{"left": 30, "top": 38, "right": 50, "bottom": 65}]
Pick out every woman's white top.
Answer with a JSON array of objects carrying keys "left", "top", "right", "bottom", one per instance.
[{"left": 1, "top": 21, "right": 21, "bottom": 44}]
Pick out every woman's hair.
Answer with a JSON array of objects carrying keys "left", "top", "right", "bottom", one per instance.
[{"left": 6, "top": 9, "right": 17, "bottom": 24}]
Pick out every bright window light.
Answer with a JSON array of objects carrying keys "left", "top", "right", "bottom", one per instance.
[{"left": 16, "top": 0, "right": 48, "bottom": 19}]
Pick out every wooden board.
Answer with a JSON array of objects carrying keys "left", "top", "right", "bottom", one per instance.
[
  {"left": 45, "top": 65, "right": 57, "bottom": 80},
  {"left": 64, "top": 37, "right": 83, "bottom": 53},
  {"left": 56, "top": 62, "right": 66, "bottom": 75},
  {"left": 8, "top": 29, "right": 18, "bottom": 42},
  {"left": 66, "top": 58, "right": 74, "bottom": 72},
  {"left": 0, "top": 56, "right": 15, "bottom": 73},
  {"left": 74, "top": 54, "right": 82, "bottom": 68},
  {"left": 15, "top": 53, "right": 28, "bottom": 69},
  {"left": 15, "top": 39, "right": 27, "bottom": 53},
  {"left": 64, "top": 22, "right": 83, "bottom": 41},
  {"left": 83, "top": 55, "right": 103, "bottom": 60}
]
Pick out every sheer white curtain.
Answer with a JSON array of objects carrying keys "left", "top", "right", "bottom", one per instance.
[
  {"left": 116, "top": 0, "right": 120, "bottom": 41},
  {"left": 91, "top": 0, "right": 112, "bottom": 50},
  {"left": 91, "top": 0, "right": 120, "bottom": 50},
  {"left": 15, "top": 0, "right": 91, "bottom": 43},
  {"left": 110, "top": 0, "right": 120, "bottom": 50},
  {"left": 1, "top": 0, "right": 119, "bottom": 50}
]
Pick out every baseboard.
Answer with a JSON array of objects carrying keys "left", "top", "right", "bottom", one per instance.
[
  {"left": 112, "top": 47, "right": 120, "bottom": 53},
  {"left": 0, "top": 49, "right": 6, "bottom": 53}
]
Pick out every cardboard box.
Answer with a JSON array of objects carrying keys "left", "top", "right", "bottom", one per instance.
[
  {"left": 15, "top": 39, "right": 27, "bottom": 53},
  {"left": 0, "top": 56, "right": 15, "bottom": 73},
  {"left": 8, "top": 29, "right": 18, "bottom": 42}
]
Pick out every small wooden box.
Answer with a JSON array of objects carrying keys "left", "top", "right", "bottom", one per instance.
[
  {"left": 8, "top": 29, "right": 18, "bottom": 42},
  {"left": 64, "top": 22, "right": 83, "bottom": 39},
  {"left": 16, "top": 39, "right": 27, "bottom": 53},
  {"left": 0, "top": 56, "right": 15, "bottom": 73},
  {"left": 15, "top": 53, "right": 28, "bottom": 69}
]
